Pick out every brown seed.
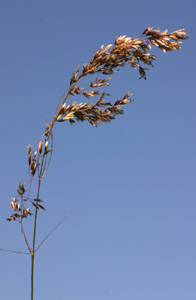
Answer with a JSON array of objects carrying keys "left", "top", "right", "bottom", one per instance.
[
  {"left": 38, "top": 141, "right": 43, "bottom": 154},
  {"left": 28, "top": 154, "right": 32, "bottom": 166},
  {"left": 31, "top": 162, "right": 37, "bottom": 176},
  {"left": 19, "top": 182, "right": 25, "bottom": 193},
  {"left": 44, "top": 140, "right": 48, "bottom": 152}
]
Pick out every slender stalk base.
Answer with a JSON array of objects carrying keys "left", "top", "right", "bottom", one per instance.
[
  {"left": 31, "top": 252, "right": 34, "bottom": 300},
  {"left": 31, "top": 176, "right": 42, "bottom": 300}
]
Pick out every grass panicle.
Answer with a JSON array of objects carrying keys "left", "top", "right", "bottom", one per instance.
[{"left": 3, "top": 26, "right": 188, "bottom": 300}]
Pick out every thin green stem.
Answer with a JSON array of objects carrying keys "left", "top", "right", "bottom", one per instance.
[{"left": 31, "top": 157, "right": 44, "bottom": 300}]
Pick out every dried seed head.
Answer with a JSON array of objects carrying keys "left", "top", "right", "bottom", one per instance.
[
  {"left": 27, "top": 144, "right": 31, "bottom": 154},
  {"left": 38, "top": 141, "right": 43, "bottom": 154},
  {"left": 83, "top": 91, "right": 100, "bottom": 99},
  {"left": 44, "top": 123, "right": 51, "bottom": 136},
  {"left": 17, "top": 188, "right": 23, "bottom": 195},
  {"left": 129, "top": 57, "right": 139, "bottom": 69},
  {"left": 139, "top": 66, "right": 148, "bottom": 80},
  {"left": 44, "top": 140, "right": 48, "bottom": 152},
  {"left": 18, "top": 182, "right": 25, "bottom": 195},
  {"left": 58, "top": 104, "right": 66, "bottom": 115},
  {"left": 32, "top": 150, "right": 37, "bottom": 161},
  {"left": 28, "top": 153, "right": 32, "bottom": 166},
  {"left": 70, "top": 72, "right": 77, "bottom": 85},
  {"left": 22, "top": 208, "right": 32, "bottom": 218},
  {"left": 9, "top": 197, "right": 20, "bottom": 211},
  {"left": 31, "top": 162, "right": 37, "bottom": 176},
  {"left": 76, "top": 65, "right": 80, "bottom": 76}
]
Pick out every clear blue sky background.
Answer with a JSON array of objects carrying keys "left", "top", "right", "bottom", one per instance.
[{"left": 0, "top": 0, "right": 195, "bottom": 299}]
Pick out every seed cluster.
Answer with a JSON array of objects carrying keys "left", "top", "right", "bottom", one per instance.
[
  {"left": 7, "top": 26, "right": 188, "bottom": 224},
  {"left": 54, "top": 26, "right": 188, "bottom": 125}
]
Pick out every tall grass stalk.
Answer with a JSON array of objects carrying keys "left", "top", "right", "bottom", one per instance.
[{"left": 2, "top": 26, "right": 188, "bottom": 299}]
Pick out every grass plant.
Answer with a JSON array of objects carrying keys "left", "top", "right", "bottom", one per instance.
[{"left": 2, "top": 26, "right": 188, "bottom": 300}]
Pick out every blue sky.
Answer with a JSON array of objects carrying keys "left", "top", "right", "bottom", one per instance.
[{"left": 0, "top": 0, "right": 195, "bottom": 299}]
